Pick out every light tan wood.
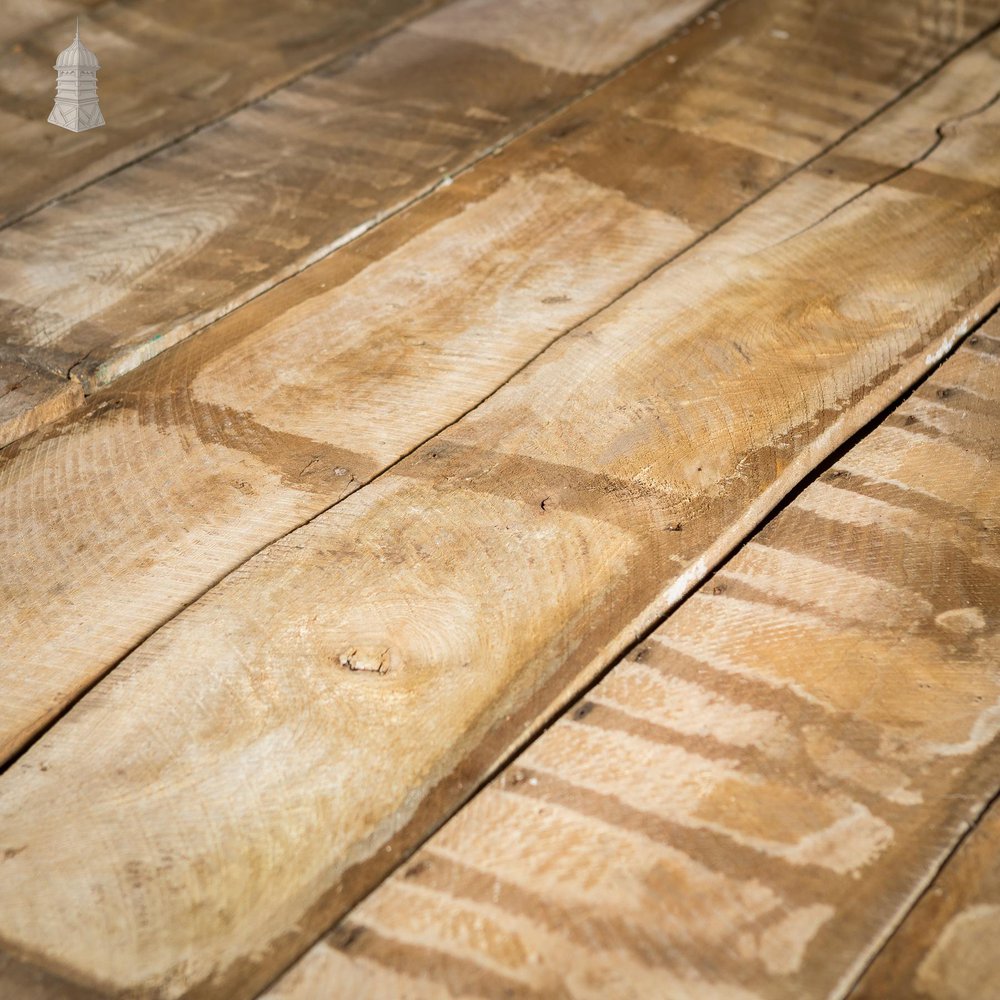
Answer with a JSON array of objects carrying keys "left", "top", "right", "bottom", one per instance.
[
  {"left": 267, "top": 324, "right": 1000, "bottom": 1000},
  {"left": 852, "top": 789, "right": 1000, "bottom": 1000},
  {"left": 0, "top": 363, "right": 82, "bottom": 447},
  {"left": 0, "top": 0, "right": 963, "bottom": 762},
  {"left": 0, "top": 0, "right": 113, "bottom": 46},
  {"left": 0, "top": 0, "right": 715, "bottom": 406},
  {"left": 2, "top": 24, "right": 1000, "bottom": 999},
  {"left": 4, "top": 0, "right": 995, "bottom": 411},
  {"left": 0, "top": 0, "right": 443, "bottom": 226}
]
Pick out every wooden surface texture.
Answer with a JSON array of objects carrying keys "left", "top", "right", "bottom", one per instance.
[
  {"left": 2, "top": 12, "right": 1000, "bottom": 999},
  {"left": 5, "top": 0, "right": 984, "bottom": 762},
  {"left": 0, "top": 361, "right": 83, "bottom": 448},
  {"left": 266, "top": 324, "right": 1000, "bottom": 1000},
  {"left": 0, "top": 0, "right": 710, "bottom": 407},
  {"left": 852, "top": 788, "right": 1000, "bottom": 1000},
  {"left": 2, "top": 1, "right": 999, "bottom": 997},
  {"left": 0, "top": 0, "right": 444, "bottom": 226}
]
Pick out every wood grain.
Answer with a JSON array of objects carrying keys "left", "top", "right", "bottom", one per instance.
[
  {"left": 0, "top": 363, "right": 81, "bottom": 447},
  {"left": 0, "top": 0, "right": 713, "bottom": 402},
  {"left": 2, "top": 24, "right": 1000, "bottom": 1000},
  {"left": 0, "top": 0, "right": 115, "bottom": 47},
  {"left": 851, "top": 790, "right": 1000, "bottom": 1000},
  {"left": 266, "top": 323, "right": 1000, "bottom": 1000},
  {"left": 0, "top": 0, "right": 444, "bottom": 226},
  {"left": 0, "top": 0, "right": 970, "bottom": 762}
]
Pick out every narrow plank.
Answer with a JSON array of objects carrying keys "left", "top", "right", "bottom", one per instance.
[
  {"left": 0, "top": 362, "right": 81, "bottom": 447},
  {"left": 0, "top": 0, "right": 972, "bottom": 760},
  {"left": 0, "top": 0, "right": 715, "bottom": 399},
  {"left": 0, "top": 0, "right": 997, "bottom": 402},
  {"left": 266, "top": 326, "right": 1000, "bottom": 1000},
  {"left": 0, "top": 0, "right": 444, "bottom": 226},
  {"left": 851, "top": 791, "right": 1000, "bottom": 1000},
  {"left": 2, "top": 27, "right": 1000, "bottom": 1000}
]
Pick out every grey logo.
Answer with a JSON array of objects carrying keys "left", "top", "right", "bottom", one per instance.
[{"left": 49, "top": 19, "right": 105, "bottom": 132}]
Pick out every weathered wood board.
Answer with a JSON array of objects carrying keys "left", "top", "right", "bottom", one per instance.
[
  {"left": 1, "top": 24, "right": 999, "bottom": 999},
  {"left": 0, "top": 363, "right": 81, "bottom": 448},
  {"left": 0, "top": 0, "right": 714, "bottom": 402},
  {"left": 0, "top": 0, "right": 445, "bottom": 226},
  {"left": 0, "top": 0, "right": 113, "bottom": 47},
  {"left": 267, "top": 323, "right": 1000, "bottom": 1000},
  {"left": 2, "top": 0, "right": 978, "bottom": 762},
  {"left": 852, "top": 790, "right": 1000, "bottom": 1000}
]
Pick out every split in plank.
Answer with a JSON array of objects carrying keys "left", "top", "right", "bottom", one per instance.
[
  {"left": 2, "top": 24, "right": 1000, "bottom": 1000},
  {"left": 3, "top": 0, "right": 979, "bottom": 759},
  {"left": 0, "top": 0, "right": 714, "bottom": 402},
  {"left": 266, "top": 324, "right": 1000, "bottom": 1000},
  {"left": 0, "top": 0, "right": 444, "bottom": 226},
  {"left": 851, "top": 786, "right": 1000, "bottom": 1000}
]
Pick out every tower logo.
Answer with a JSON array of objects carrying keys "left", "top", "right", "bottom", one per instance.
[{"left": 49, "top": 19, "right": 105, "bottom": 132}]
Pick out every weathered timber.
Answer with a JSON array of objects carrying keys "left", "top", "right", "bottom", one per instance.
[
  {"left": 851, "top": 790, "right": 1000, "bottom": 999},
  {"left": 267, "top": 324, "right": 1000, "bottom": 1000},
  {"left": 1, "top": 24, "right": 999, "bottom": 1000},
  {"left": 0, "top": 0, "right": 444, "bottom": 226},
  {"left": 0, "top": 363, "right": 81, "bottom": 447},
  {"left": 2, "top": 0, "right": 980, "bottom": 759},
  {"left": 0, "top": 0, "right": 713, "bottom": 402}
]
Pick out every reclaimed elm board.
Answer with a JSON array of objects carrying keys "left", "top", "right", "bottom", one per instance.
[
  {"left": 261, "top": 322, "right": 1000, "bottom": 1000},
  {"left": 0, "top": 361, "right": 83, "bottom": 448},
  {"left": 1, "top": 0, "right": 1000, "bottom": 997},
  {"left": 6, "top": 0, "right": 989, "bottom": 762},
  {"left": 0, "top": 0, "right": 446, "bottom": 227},
  {"left": 0, "top": 0, "right": 713, "bottom": 400},
  {"left": 851, "top": 786, "right": 1000, "bottom": 1000}
]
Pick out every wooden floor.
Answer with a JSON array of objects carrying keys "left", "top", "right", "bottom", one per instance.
[{"left": 1, "top": 1, "right": 998, "bottom": 997}]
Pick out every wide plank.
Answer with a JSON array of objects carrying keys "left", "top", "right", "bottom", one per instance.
[
  {"left": 266, "top": 325, "right": 1000, "bottom": 1000},
  {"left": 0, "top": 0, "right": 444, "bottom": 226},
  {"left": 851, "top": 790, "right": 1000, "bottom": 1000},
  {"left": 0, "top": 0, "right": 715, "bottom": 404},
  {"left": 2, "top": 26, "right": 999, "bottom": 1000},
  {"left": 2, "top": 0, "right": 973, "bottom": 761}
]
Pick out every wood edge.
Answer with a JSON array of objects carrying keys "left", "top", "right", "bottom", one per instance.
[{"left": 0, "top": 365, "right": 83, "bottom": 449}]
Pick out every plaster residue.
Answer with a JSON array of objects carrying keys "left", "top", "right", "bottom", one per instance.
[
  {"left": 593, "top": 658, "right": 794, "bottom": 756},
  {"left": 755, "top": 903, "right": 834, "bottom": 975},
  {"left": 694, "top": 778, "right": 892, "bottom": 875},
  {"left": 803, "top": 726, "right": 922, "bottom": 806},
  {"left": 719, "top": 541, "right": 932, "bottom": 629}
]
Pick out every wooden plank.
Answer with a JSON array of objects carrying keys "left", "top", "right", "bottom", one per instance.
[
  {"left": 0, "top": 362, "right": 82, "bottom": 447},
  {"left": 0, "top": 0, "right": 445, "bottom": 226},
  {"left": 0, "top": 0, "right": 113, "bottom": 47},
  {"left": 0, "top": 0, "right": 714, "bottom": 400},
  {"left": 851, "top": 791, "right": 1000, "bottom": 1000},
  {"left": 263, "top": 327, "right": 1000, "bottom": 1000},
  {"left": 2, "top": 24, "right": 1000, "bottom": 1000},
  {"left": 0, "top": 0, "right": 972, "bottom": 761}
]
